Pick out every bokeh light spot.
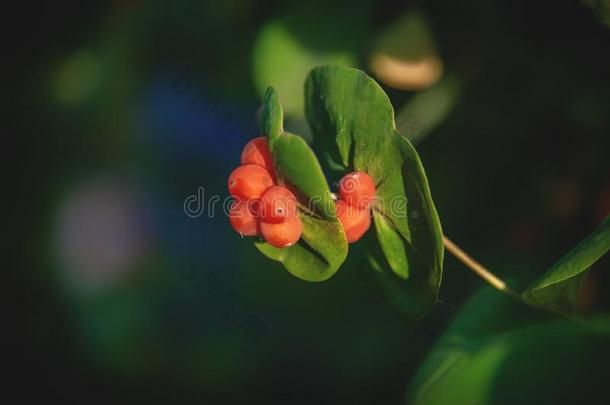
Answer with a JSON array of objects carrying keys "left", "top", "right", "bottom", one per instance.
[
  {"left": 369, "top": 12, "right": 443, "bottom": 90},
  {"left": 54, "top": 176, "right": 150, "bottom": 293}
]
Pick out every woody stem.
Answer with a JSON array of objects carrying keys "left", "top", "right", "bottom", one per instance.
[{"left": 443, "top": 235, "right": 516, "bottom": 296}]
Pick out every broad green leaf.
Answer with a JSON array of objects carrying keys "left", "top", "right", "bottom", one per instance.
[
  {"left": 407, "top": 287, "right": 610, "bottom": 405},
  {"left": 305, "top": 65, "right": 443, "bottom": 316},
  {"left": 522, "top": 216, "right": 610, "bottom": 315},
  {"left": 255, "top": 87, "right": 348, "bottom": 282}
]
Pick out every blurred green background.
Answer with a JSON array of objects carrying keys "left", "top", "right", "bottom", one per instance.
[{"left": 13, "top": 0, "right": 610, "bottom": 403}]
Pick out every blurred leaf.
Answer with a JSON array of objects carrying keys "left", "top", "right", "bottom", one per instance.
[
  {"left": 522, "top": 216, "right": 610, "bottom": 315},
  {"left": 407, "top": 287, "right": 610, "bottom": 405},
  {"left": 253, "top": 18, "right": 356, "bottom": 115},
  {"left": 374, "top": 12, "right": 436, "bottom": 60},
  {"left": 255, "top": 88, "right": 348, "bottom": 281},
  {"left": 305, "top": 66, "right": 443, "bottom": 318},
  {"left": 584, "top": 0, "right": 610, "bottom": 28}
]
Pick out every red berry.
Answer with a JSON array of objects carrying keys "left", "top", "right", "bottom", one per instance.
[
  {"left": 241, "top": 137, "right": 275, "bottom": 178},
  {"left": 260, "top": 215, "right": 303, "bottom": 248},
  {"left": 258, "top": 186, "right": 298, "bottom": 223},
  {"left": 339, "top": 171, "right": 376, "bottom": 208},
  {"left": 336, "top": 199, "right": 371, "bottom": 243},
  {"left": 228, "top": 164, "right": 274, "bottom": 201},
  {"left": 228, "top": 200, "right": 259, "bottom": 236}
]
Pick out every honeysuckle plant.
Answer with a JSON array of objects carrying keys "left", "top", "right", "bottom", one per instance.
[
  {"left": 224, "top": 65, "right": 610, "bottom": 402},
  {"left": 247, "top": 65, "right": 610, "bottom": 323}
]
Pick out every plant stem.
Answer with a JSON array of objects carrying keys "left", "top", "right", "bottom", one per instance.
[{"left": 443, "top": 236, "right": 516, "bottom": 296}]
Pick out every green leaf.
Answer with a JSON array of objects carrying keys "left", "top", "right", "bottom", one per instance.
[
  {"left": 261, "top": 87, "right": 283, "bottom": 142},
  {"left": 522, "top": 216, "right": 610, "bottom": 315},
  {"left": 255, "top": 87, "right": 348, "bottom": 282},
  {"left": 407, "top": 287, "right": 610, "bottom": 405},
  {"left": 361, "top": 238, "right": 438, "bottom": 321},
  {"left": 255, "top": 214, "right": 347, "bottom": 282},
  {"left": 305, "top": 65, "right": 443, "bottom": 317},
  {"left": 271, "top": 133, "right": 337, "bottom": 220},
  {"left": 373, "top": 211, "right": 409, "bottom": 280}
]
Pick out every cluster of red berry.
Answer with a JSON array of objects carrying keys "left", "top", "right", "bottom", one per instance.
[
  {"left": 228, "top": 137, "right": 302, "bottom": 248},
  {"left": 228, "top": 137, "right": 377, "bottom": 247},
  {"left": 336, "top": 171, "right": 376, "bottom": 243}
]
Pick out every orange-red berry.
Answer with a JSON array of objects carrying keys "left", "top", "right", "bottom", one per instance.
[
  {"left": 339, "top": 171, "right": 376, "bottom": 209},
  {"left": 228, "top": 164, "right": 274, "bottom": 201},
  {"left": 241, "top": 137, "right": 275, "bottom": 178},
  {"left": 258, "top": 186, "right": 298, "bottom": 223},
  {"left": 228, "top": 200, "right": 259, "bottom": 236},
  {"left": 260, "top": 215, "right": 303, "bottom": 248},
  {"left": 336, "top": 199, "right": 371, "bottom": 243}
]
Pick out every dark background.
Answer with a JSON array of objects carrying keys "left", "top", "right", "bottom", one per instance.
[{"left": 12, "top": 0, "right": 610, "bottom": 403}]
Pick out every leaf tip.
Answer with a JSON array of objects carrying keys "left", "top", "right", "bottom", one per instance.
[{"left": 262, "top": 86, "right": 284, "bottom": 141}]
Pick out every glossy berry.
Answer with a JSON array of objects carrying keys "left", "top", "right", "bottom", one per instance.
[
  {"left": 339, "top": 171, "right": 376, "bottom": 209},
  {"left": 260, "top": 215, "right": 303, "bottom": 248},
  {"left": 241, "top": 137, "right": 275, "bottom": 178},
  {"left": 228, "top": 200, "right": 259, "bottom": 236},
  {"left": 258, "top": 186, "right": 298, "bottom": 223},
  {"left": 228, "top": 164, "right": 274, "bottom": 201},
  {"left": 336, "top": 199, "right": 371, "bottom": 243}
]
